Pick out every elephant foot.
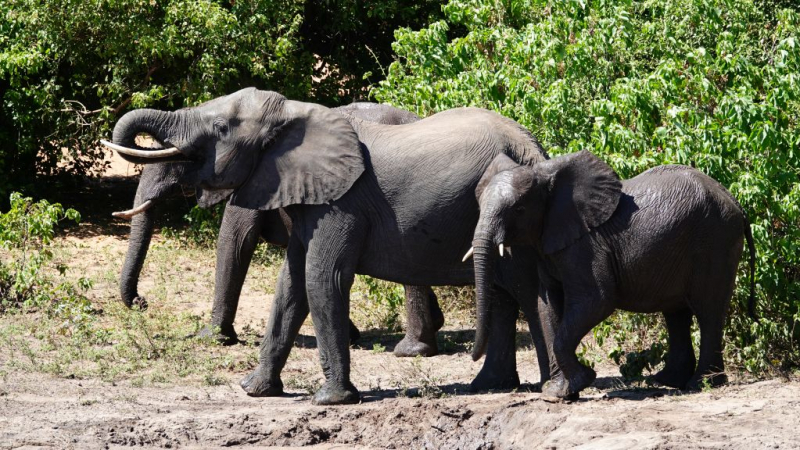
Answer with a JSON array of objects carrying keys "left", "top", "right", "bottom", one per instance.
[
  {"left": 240, "top": 365, "right": 284, "bottom": 397},
  {"left": 652, "top": 365, "right": 694, "bottom": 389},
  {"left": 469, "top": 367, "right": 520, "bottom": 392},
  {"left": 393, "top": 335, "right": 438, "bottom": 357},
  {"left": 196, "top": 324, "right": 239, "bottom": 346},
  {"left": 122, "top": 296, "right": 148, "bottom": 310},
  {"left": 311, "top": 380, "right": 360, "bottom": 405},
  {"left": 685, "top": 371, "right": 727, "bottom": 391},
  {"left": 349, "top": 320, "right": 361, "bottom": 345},
  {"left": 542, "top": 365, "right": 595, "bottom": 399}
]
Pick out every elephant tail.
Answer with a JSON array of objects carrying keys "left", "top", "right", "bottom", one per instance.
[{"left": 743, "top": 214, "right": 758, "bottom": 322}]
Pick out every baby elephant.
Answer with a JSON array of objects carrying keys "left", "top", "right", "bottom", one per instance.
[{"left": 470, "top": 150, "right": 755, "bottom": 399}]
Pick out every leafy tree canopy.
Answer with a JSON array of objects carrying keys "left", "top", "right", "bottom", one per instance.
[
  {"left": 0, "top": 0, "right": 444, "bottom": 197},
  {"left": 374, "top": 0, "right": 800, "bottom": 373}
]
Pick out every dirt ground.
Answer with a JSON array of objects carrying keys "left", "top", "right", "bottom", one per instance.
[
  {"left": 3, "top": 371, "right": 800, "bottom": 449},
  {"left": 1, "top": 170, "right": 800, "bottom": 449}
]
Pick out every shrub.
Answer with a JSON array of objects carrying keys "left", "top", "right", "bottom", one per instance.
[
  {"left": 374, "top": 0, "right": 800, "bottom": 375},
  {"left": 0, "top": 192, "right": 90, "bottom": 321}
]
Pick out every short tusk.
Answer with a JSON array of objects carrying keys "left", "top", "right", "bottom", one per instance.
[
  {"left": 100, "top": 139, "right": 182, "bottom": 159},
  {"left": 506, "top": 246, "right": 512, "bottom": 257},
  {"left": 499, "top": 243, "right": 504, "bottom": 257},
  {"left": 112, "top": 200, "right": 153, "bottom": 220},
  {"left": 462, "top": 246, "right": 475, "bottom": 262}
]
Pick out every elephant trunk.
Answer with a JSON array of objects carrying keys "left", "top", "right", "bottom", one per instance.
[
  {"left": 471, "top": 233, "right": 497, "bottom": 361},
  {"left": 112, "top": 108, "right": 177, "bottom": 148},
  {"left": 119, "top": 198, "right": 155, "bottom": 308}
]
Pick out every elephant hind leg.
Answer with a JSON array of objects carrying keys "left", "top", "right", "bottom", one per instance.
[
  {"left": 653, "top": 308, "right": 696, "bottom": 389},
  {"left": 686, "top": 273, "right": 736, "bottom": 390},
  {"left": 394, "top": 286, "right": 442, "bottom": 357}
]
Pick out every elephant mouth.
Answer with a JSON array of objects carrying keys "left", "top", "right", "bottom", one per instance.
[{"left": 112, "top": 200, "right": 154, "bottom": 220}]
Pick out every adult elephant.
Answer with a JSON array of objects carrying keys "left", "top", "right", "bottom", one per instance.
[
  {"left": 115, "top": 103, "right": 445, "bottom": 356},
  {"left": 102, "top": 88, "right": 550, "bottom": 405}
]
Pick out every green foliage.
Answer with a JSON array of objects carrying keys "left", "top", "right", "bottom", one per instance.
[
  {"left": 374, "top": 0, "right": 800, "bottom": 374},
  {"left": 0, "top": 192, "right": 88, "bottom": 314},
  {"left": 302, "top": 0, "right": 446, "bottom": 104},
  {"left": 0, "top": 0, "right": 446, "bottom": 201},
  {"left": 0, "top": 0, "right": 306, "bottom": 199},
  {"left": 162, "top": 203, "right": 226, "bottom": 248},
  {"left": 359, "top": 275, "right": 405, "bottom": 331}
]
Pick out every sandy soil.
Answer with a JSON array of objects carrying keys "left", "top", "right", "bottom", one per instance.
[
  {"left": 3, "top": 372, "right": 799, "bottom": 449},
  {"left": 1, "top": 176, "right": 799, "bottom": 449}
]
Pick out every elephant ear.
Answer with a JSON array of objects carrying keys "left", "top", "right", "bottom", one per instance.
[
  {"left": 230, "top": 100, "right": 365, "bottom": 210},
  {"left": 539, "top": 150, "right": 621, "bottom": 254},
  {"left": 196, "top": 188, "right": 233, "bottom": 208},
  {"left": 475, "top": 153, "right": 521, "bottom": 202}
]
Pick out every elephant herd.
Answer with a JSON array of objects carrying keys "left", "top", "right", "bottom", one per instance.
[{"left": 102, "top": 88, "right": 755, "bottom": 405}]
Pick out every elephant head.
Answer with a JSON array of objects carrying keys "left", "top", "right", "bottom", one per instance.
[
  {"left": 103, "top": 88, "right": 364, "bottom": 212},
  {"left": 470, "top": 150, "right": 622, "bottom": 360}
]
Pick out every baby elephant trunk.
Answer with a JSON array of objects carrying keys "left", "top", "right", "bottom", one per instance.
[{"left": 471, "top": 235, "right": 496, "bottom": 361}]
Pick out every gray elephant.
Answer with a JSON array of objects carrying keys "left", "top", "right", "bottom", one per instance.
[
  {"left": 114, "top": 102, "right": 445, "bottom": 356},
  {"left": 102, "top": 87, "right": 551, "bottom": 404},
  {"left": 469, "top": 150, "right": 756, "bottom": 399}
]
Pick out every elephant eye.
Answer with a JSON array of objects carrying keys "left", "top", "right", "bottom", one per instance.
[
  {"left": 514, "top": 205, "right": 526, "bottom": 215},
  {"left": 213, "top": 118, "right": 229, "bottom": 136}
]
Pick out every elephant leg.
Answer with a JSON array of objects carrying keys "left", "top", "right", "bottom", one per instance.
[
  {"left": 542, "top": 291, "right": 611, "bottom": 399},
  {"left": 470, "top": 287, "right": 520, "bottom": 391},
  {"left": 498, "top": 249, "right": 550, "bottom": 386},
  {"left": 198, "top": 204, "right": 267, "bottom": 345},
  {"left": 394, "top": 286, "right": 443, "bottom": 357},
  {"left": 304, "top": 217, "right": 364, "bottom": 406},
  {"left": 686, "top": 294, "right": 731, "bottom": 390},
  {"left": 241, "top": 235, "right": 309, "bottom": 397},
  {"left": 653, "top": 308, "right": 696, "bottom": 389}
]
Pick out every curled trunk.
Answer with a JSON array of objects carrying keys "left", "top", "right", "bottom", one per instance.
[{"left": 112, "top": 108, "right": 177, "bottom": 148}]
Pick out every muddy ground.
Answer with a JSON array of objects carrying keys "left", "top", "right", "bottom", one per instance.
[{"left": 1, "top": 161, "right": 799, "bottom": 449}]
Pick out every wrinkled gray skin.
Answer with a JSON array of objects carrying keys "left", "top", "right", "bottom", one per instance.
[
  {"left": 472, "top": 150, "right": 756, "bottom": 399},
  {"left": 119, "top": 103, "right": 445, "bottom": 356},
  {"left": 109, "top": 87, "right": 550, "bottom": 405}
]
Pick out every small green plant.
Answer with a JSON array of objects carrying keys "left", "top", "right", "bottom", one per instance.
[
  {"left": 359, "top": 275, "right": 405, "bottom": 332},
  {"left": 372, "top": 342, "right": 387, "bottom": 354},
  {"left": 0, "top": 192, "right": 88, "bottom": 315},
  {"left": 393, "top": 356, "right": 444, "bottom": 399},
  {"left": 162, "top": 203, "right": 225, "bottom": 248}
]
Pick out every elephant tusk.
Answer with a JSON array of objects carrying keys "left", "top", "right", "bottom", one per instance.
[
  {"left": 112, "top": 200, "right": 153, "bottom": 220},
  {"left": 100, "top": 139, "right": 182, "bottom": 159},
  {"left": 499, "top": 243, "right": 504, "bottom": 257},
  {"left": 506, "top": 246, "right": 512, "bottom": 257},
  {"left": 462, "top": 246, "right": 475, "bottom": 262}
]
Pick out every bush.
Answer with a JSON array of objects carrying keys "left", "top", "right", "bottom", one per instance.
[
  {"left": 0, "top": 192, "right": 90, "bottom": 320},
  {"left": 374, "top": 0, "right": 800, "bottom": 375}
]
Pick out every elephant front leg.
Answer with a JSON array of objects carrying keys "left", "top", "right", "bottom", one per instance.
[
  {"left": 470, "top": 287, "right": 520, "bottom": 392},
  {"left": 241, "top": 237, "right": 309, "bottom": 397},
  {"left": 540, "top": 289, "right": 609, "bottom": 399},
  {"left": 198, "top": 205, "right": 267, "bottom": 345},
  {"left": 394, "top": 286, "right": 444, "bottom": 357},
  {"left": 305, "top": 259, "right": 360, "bottom": 405}
]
